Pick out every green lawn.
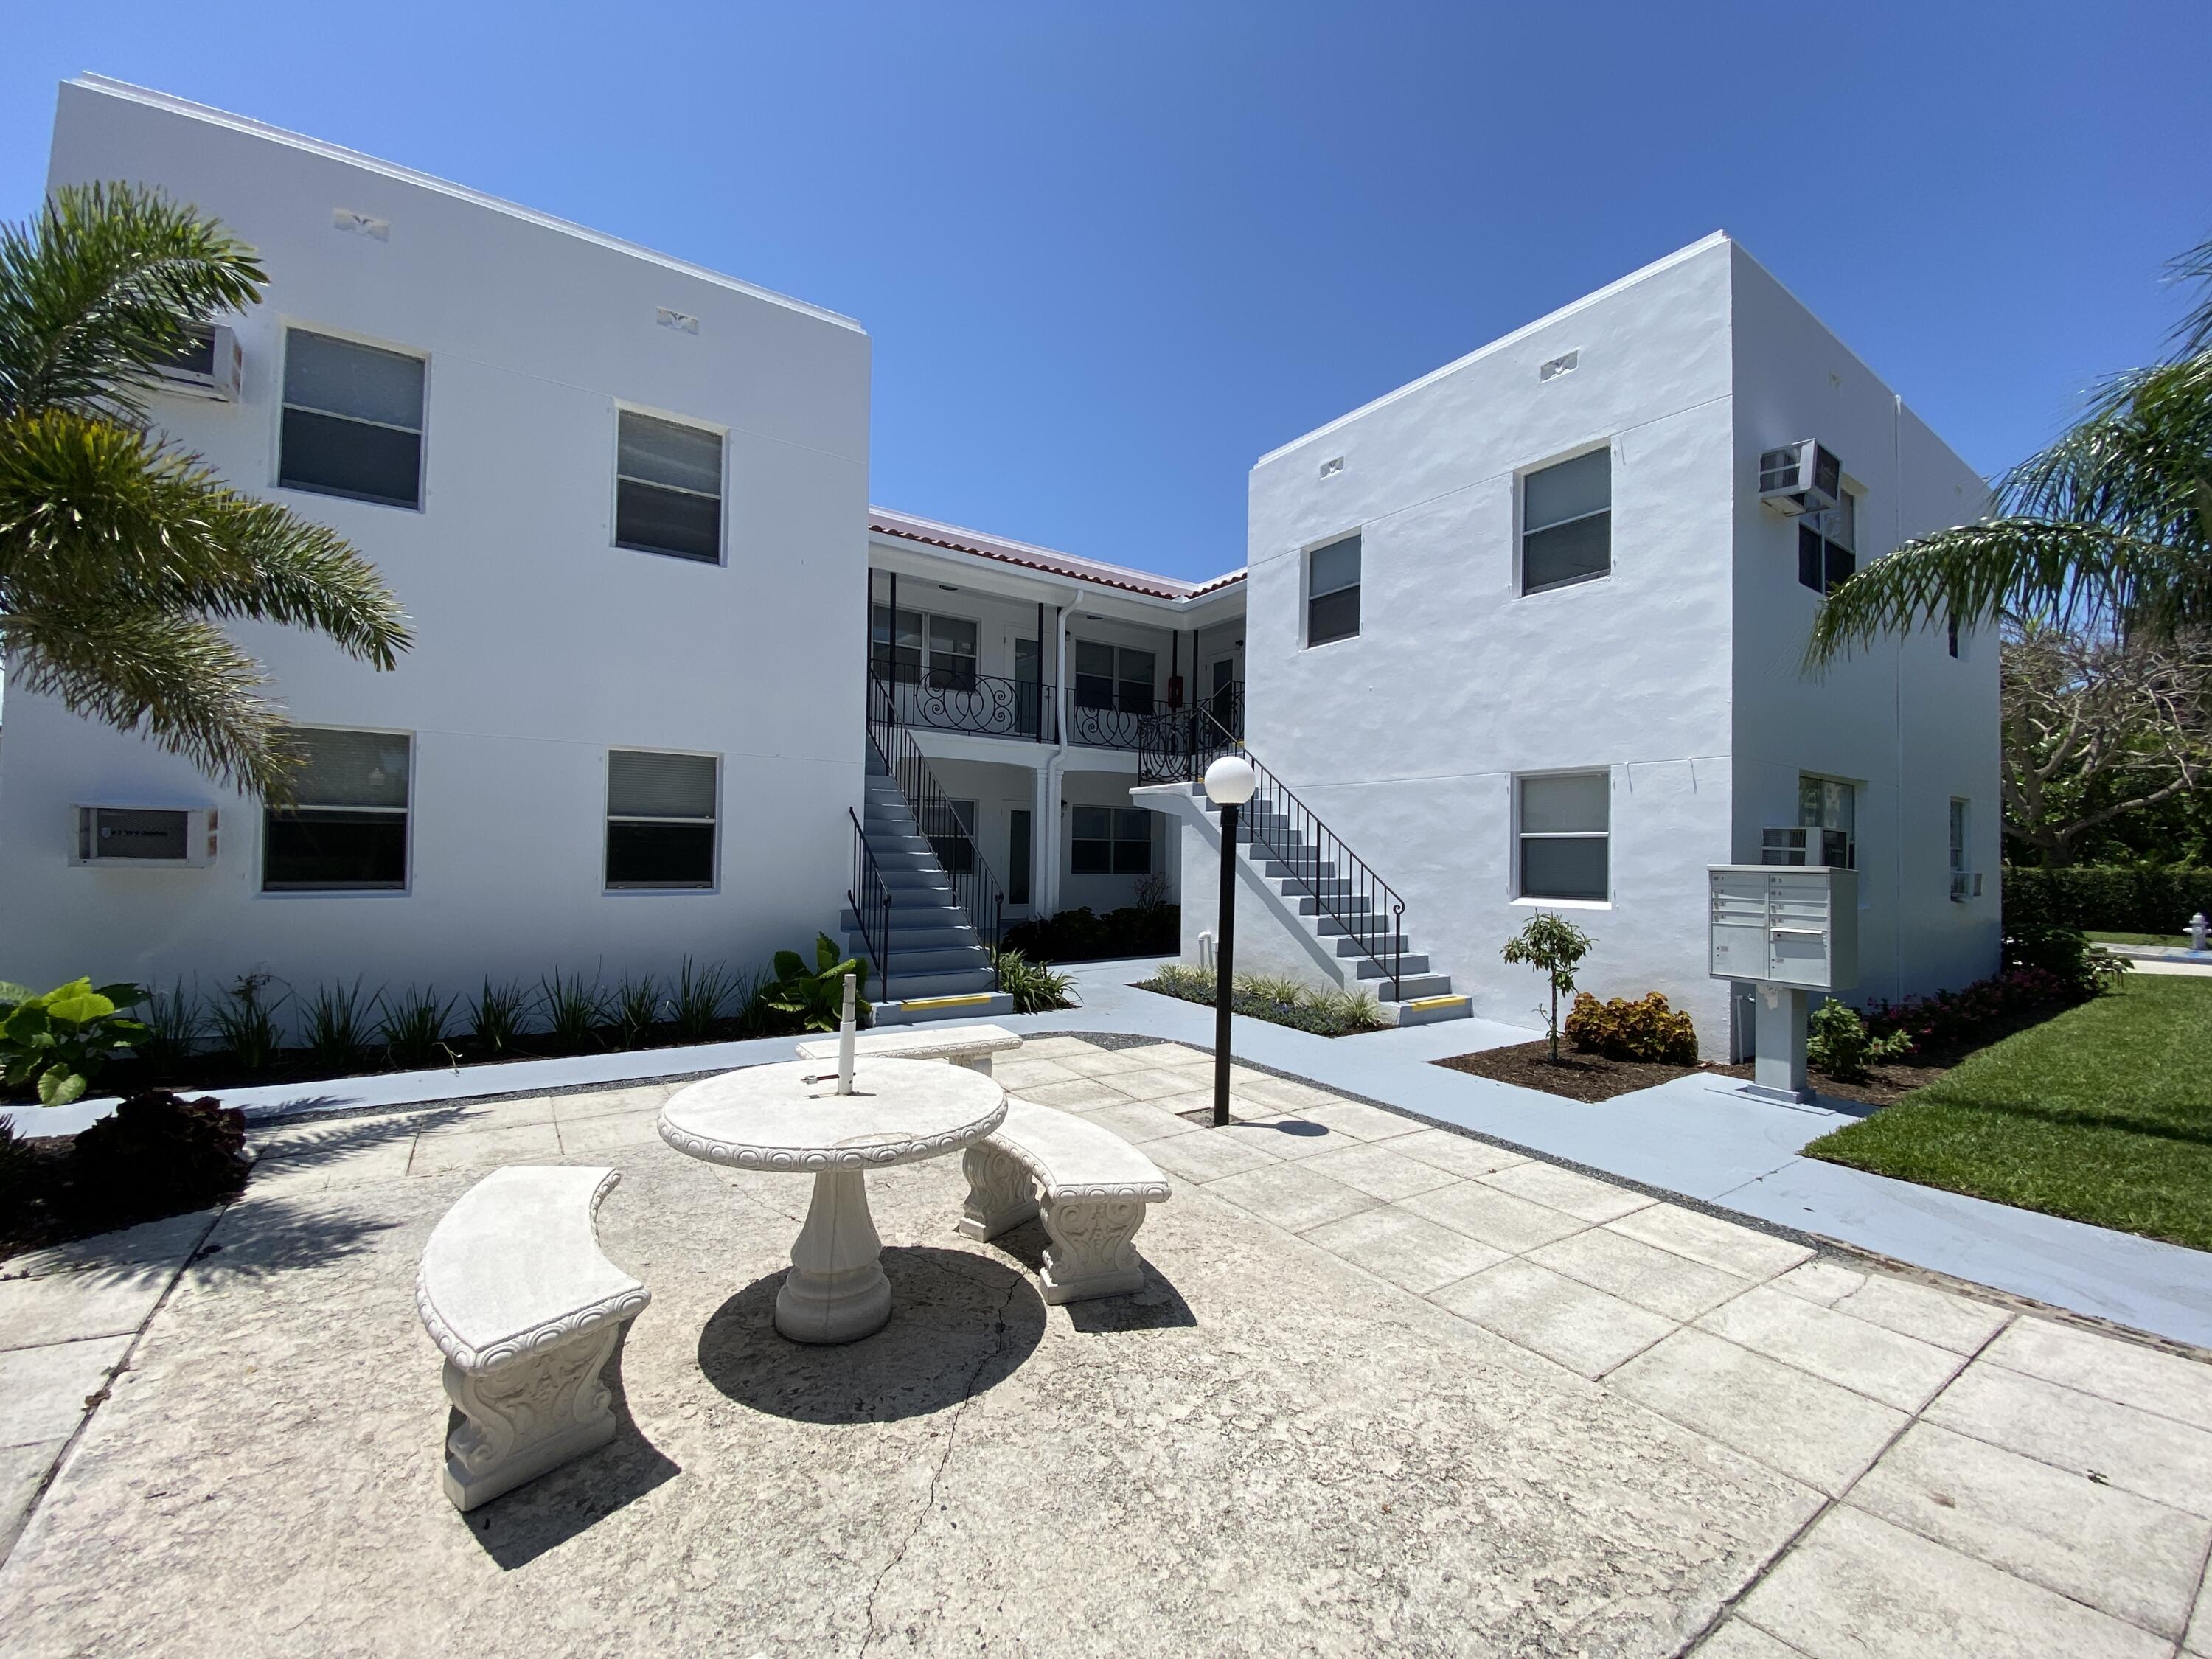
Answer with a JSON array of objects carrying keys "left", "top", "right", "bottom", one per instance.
[
  {"left": 2087, "top": 930, "right": 2194, "bottom": 948},
  {"left": 1805, "top": 975, "right": 2212, "bottom": 1251}
]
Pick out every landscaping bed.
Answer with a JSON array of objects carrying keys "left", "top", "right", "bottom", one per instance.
[
  {"left": 1806, "top": 974, "right": 2212, "bottom": 1252},
  {"left": 1134, "top": 964, "right": 1388, "bottom": 1036}
]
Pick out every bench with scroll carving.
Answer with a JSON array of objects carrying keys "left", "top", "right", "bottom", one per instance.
[
  {"left": 956, "top": 1098, "right": 1170, "bottom": 1304},
  {"left": 414, "top": 1165, "right": 650, "bottom": 1510}
]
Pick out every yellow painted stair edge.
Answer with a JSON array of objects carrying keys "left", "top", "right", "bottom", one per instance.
[
  {"left": 899, "top": 992, "right": 996, "bottom": 1010},
  {"left": 1402, "top": 994, "right": 1470, "bottom": 1011}
]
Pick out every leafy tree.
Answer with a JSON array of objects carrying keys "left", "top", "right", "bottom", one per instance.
[
  {"left": 2002, "top": 623, "right": 2212, "bottom": 866},
  {"left": 1806, "top": 232, "right": 2212, "bottom": 666},
  {"left": 1501, "top": 912, "right": 1593, "bottom": 1062},
  {"left": 0, "top": 183, "right": 411, "bottom": 799}
]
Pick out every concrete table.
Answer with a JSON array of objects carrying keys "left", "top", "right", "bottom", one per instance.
[{"left": 658, "top": 1058, "right": 1007, "bottom": 1344}]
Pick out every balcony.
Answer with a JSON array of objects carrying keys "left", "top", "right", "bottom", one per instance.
[{"left": 868, "top": 672, "right": 1242, "bottom": 754}]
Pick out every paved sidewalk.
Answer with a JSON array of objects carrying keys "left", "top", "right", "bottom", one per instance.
[
  {"left": 5, "top": 1036, "right": 2210, "bottom": 1655},
  {"left": 18, "top": 953, "right": 2211, "bottom": 1349}
]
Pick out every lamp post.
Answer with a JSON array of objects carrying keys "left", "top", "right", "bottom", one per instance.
[{"left": 1203, "top": 753, "right": 1256, "bottom": 1127}]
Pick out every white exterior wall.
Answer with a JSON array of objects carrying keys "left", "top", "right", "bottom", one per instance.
[
  {"left": 1728, "top": 247, "right": 2000, "bottom": 1016},
  {"left": 1246, "top": 237, "right": 1742, "bottom": 1047},
  {"left": 1243, "top": 234, "right": 1998, "bottom": 1054},
  {"left": 1, "top": 80, "right": 870, "bottom": 1011}
]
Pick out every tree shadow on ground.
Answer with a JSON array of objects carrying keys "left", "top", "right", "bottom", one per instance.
[
  {"left": 979, "top": 1221, "right": 1197, "bottom": 1334},
  {"left": 456, "top": 1325, "right": 681, "bottom": 1571},
  {"left": 181, "top": 1190, "right": 407, "bottom": 1284},
  {"left": 696, "top": 1245, "right": 1045, "bottom": 1425}
]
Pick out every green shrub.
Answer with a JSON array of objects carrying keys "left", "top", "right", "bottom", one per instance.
[
  {"left": 467, "top": 979, "right": 533, "bottom": 1055},
  {"left": 611, "top": 973, "right": 665, "bottom": 1049},
  {"left": 208, "top": 973, "right": 284, "bottom": 1073},
  {"left": 1564, "top": 991, "right": 1698, "bottom": 1065},
  {"left": 135, "top": 982, "right": 204, "bottom": 1074},
  {"left": 302, "top": 978, "right": 377, "bottom": 1075},
  {"left": 378, "top": 986, "right": 456, "bottom": 1071},
  {"left": 2003, "top": 866, "right": 2212, "bottom": 936},
  {"left": 2003, "top": 924, "right": 2132, "bottom": 997},
  {"left": 670, "top": 957, "right": 740, "bottom": 1043},
  {"left": 766, "top": 936, "right": 869, "bottom": 1032},
  {"left": 1806, "top": 1001, "right": 1912, "bottom": 1081},
  {"left": 540, "top": 968, "right": 607, "bottom": 1050},
  {"left": 1138, "top": 964, "right": 1387, "bottom": 1037},
  {"left": 991, "top": 948, "right": 1077, "bottom": 1014},
  {"left": 1001, "top": 904, "right": 1179, "bottom": 963},
  {"left": 0, "top": 978, "right": 149, "bottom": 1105}
]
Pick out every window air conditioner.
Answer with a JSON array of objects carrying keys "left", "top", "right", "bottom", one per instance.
[
  {"left": 1757, "top": 441, "right": 1841, "bottom": 515},
  {"left": 1761, "top": 825, "right": 1851, "bottom": 869},
  {"left": 1950, "top": 870, "right": 1983, "bottom": 902},
  {"left": 153, "top": 324, "right": 242, "bottom": 402},
  {"left": 72, "top": 806, "right": 218, "bottom": 867}
]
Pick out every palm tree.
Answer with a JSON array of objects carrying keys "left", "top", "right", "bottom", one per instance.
[
  {"left": 1807, "top": 234, "right": 2212, "bottom": 665},
  {"left": 0, "top": 182, "right": 410, "bottom": 799}
]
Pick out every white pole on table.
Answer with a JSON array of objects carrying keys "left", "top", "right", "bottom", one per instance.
[{"left": 836, "top": 972, "right": 858, "bottom": 1095}]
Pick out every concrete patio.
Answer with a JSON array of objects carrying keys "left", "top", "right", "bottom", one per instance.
[{"left": 4, "top": 1033, "right": 2210, "bottom": 1655}]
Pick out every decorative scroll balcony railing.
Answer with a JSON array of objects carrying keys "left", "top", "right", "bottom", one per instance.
[
  {"left": 1136, "top": 705, "right": 1406, "bottom": 998},
  {"left": 868, "top": 667, "right": 1244, "bottom": 755}
]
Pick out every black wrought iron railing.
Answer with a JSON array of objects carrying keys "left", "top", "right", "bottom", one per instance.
[
  {"left": 1138, "top": 707, "right": 1405, "bottom": 998},
  {"left": 867, "top": 681, "right": 1006, "bottom": 982},
  {"left": 871, "top": 671, "right": 1057, "bottom": 742},
  {"left": 848, "top": 807, "right": 892, "bottom": 1004}
]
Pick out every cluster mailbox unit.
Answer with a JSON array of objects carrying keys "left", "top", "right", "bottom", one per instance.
[{"left": 1709, "top": 862, "right": 1858, "bottom": 1102}]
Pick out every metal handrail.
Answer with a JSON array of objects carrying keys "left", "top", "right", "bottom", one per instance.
[
  {"left": 867, "top": 677, "right": 1006, "bottom": 984},
  {"left": 1071, "top": 681, "right": 1242, "bottom": 753},
  {"left": 848, "top": 807, "right": 892, "bottom": 1004},
  {"left": 869, "top": 669, "right": 1057, "bottom": 743},
  {"left": 1138, "top": 706, "right": 1405, "bottom": 999}
]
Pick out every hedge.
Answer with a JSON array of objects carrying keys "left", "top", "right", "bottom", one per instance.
[{"left": 2001, "top": 866, "right": 2212, "bottom": 936}]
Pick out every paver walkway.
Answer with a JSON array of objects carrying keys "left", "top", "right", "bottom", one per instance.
[{"left": 4, "top": 1033, "right": 2211, "bottom": 1655}]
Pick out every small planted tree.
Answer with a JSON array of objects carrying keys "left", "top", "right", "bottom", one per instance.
[{"left": 1502, "top": 913, "right": 1594, "bottom": 1063}]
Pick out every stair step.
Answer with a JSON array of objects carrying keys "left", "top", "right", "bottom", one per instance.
[
  {"left": 1353, "top": 954, "right": 1430, "bottom": 979},
  {"left": 880, "top": 968, "right": 1000, "bottom": 1001},
  {"left": 1375, "top": 973, "right": 1453, "bottom": 1001},
  {"left": 1329, "top": 933, "right": 1411, "bottom": 959},
  {"left": 1293, "top": 894, "right": 1371, "bottom": 917}
]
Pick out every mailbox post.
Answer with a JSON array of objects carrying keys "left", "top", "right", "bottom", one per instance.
[{"left": 1709, "top": 865, "right": 1858, "bottom": 1103}]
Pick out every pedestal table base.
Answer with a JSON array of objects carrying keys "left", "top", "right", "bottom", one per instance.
[{"left": 776, "top": 1169, "right": 892, "bottom": 1343}]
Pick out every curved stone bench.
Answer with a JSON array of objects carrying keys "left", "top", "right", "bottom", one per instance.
[
  {"left": 956, "top": 1099, "right": 1170, "bottom": 1304},
  {"left": 795, "top": 1021, "right": 1023, "bottom": 1076},
  {"left": 415, "top": 1166, "right": 650, "bottom": 1511}
]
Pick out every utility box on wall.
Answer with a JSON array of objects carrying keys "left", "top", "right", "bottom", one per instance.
[{"left": 1708, "top": 865, "right": 1857, "bottom": 991}]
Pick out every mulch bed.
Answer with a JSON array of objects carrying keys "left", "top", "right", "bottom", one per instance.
[{"left": 1434, "top": 1005, "right": 2080, "bottom": 1108}]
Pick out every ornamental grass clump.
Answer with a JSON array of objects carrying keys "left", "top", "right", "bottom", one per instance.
[
  {"left": 377, "top": 985, "right": 456, "bottom": 1071},
  {"left": 1564, "top": 991, "right": 1698, "bottom": 1065},
  {"left": 467, "top": 978, "right": 533, "bottom": 1055},
  {"left": 990, "top": 948, "right": 1077, "bottom": 1014},
  {"left": 302, "top": 978, "right": 377, "bottom": 1075}
]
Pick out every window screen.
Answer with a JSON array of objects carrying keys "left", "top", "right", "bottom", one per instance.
[
  {"left": 606, "top": 750, "right": 717, "bottom": 888},
  {"left": 927, "top": 616, "right": 978, "bottom": 691},
  {"left": 1307, "top": 535, "right": 1361, "bottom": 647},
  {"left": 1072, "top": 643, "right": 1155, "bottom": 712},
  {"left": 1522, "top": 449, "right": 1611, "bottom": 593},
  {"left": 262, "top": 728, "right": 411, "bottom": 891},
  {"left": 1798, "top": 775, "right": 1857, "bottom": 869},
  {"left": 872, "top": 607, "right": 924, "bottom": 683},
  {"left": 616, "top": 411, "right": 723, "bottom": 562},
  {"left": 279, "top": 331, "right": 425, "bottom": 509},
  {"left": 1517, "top": 771, "right": 1608, "bottom": 900},
  {"left": 1950, "top": 799, "right": 1969, "bottom": 875},
  {"left": 1798, "top": 490, "right": 1857, "bottom": 595}
]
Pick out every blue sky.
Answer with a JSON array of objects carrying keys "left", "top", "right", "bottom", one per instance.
[{"left": 5, "top": 3, "right": 2205, "bottom": 582}]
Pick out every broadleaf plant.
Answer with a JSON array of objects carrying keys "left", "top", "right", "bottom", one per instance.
[
  {"left": 765, "top": 934, "right": 870, "bottom": 1033},
  {"left": 0, "top": 977, "right": 149, "bottom": 1105}
]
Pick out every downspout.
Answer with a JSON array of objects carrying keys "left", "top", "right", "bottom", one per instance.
[
  {"left": 1893, "top": 392, "right": 1905, "bottom": 1004},
  {"left": 1040, "top": 592, "right": 1076, "bottom": 917}
]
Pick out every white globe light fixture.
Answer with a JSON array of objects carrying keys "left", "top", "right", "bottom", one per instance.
[
  {"left": 1203, "top": 754, "right": 1257, "bottom": 807},
  {"left": 1201, "top": 751, "right": 1256, "bottom": 1124}
]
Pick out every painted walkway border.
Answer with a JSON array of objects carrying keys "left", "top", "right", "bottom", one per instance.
[{"left": 15, "top": 954, "right": 2211, "bottom": 1350}]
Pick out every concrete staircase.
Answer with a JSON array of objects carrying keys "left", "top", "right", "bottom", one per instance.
[
  {"left": 1147, "top": 780, "right": 1472, "bottom": 1027},
  {"left": 843, "top": 754, "right": 1012, "bottom": 1026}
]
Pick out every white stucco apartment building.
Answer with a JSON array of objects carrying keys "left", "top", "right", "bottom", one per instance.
[
  {"left": 4, "top": 80, "right": 1995, "bottom": 1051},
  {"left": 1204, "top": 232, "right": 1999, "bottom": 1052}
]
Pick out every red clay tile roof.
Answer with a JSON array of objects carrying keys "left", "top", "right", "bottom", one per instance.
[{"left": 869, "top": 507, "right": 1244, "bottom": 603}]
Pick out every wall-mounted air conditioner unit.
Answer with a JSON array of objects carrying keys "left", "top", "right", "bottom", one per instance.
[
  {"left": 153, "top": 324, "right": 242, "bottom": 402},
  {"left": 1761, "top": 825, "right": 1851, "bottom": 869},
  {"left": 1757, "top": 441, "right": 1840, "bottom": 515},
  {"left": 1950, "top": 870, "right": 1983, "bottom": 902},
  {"left": 72, "top": 806, "right": 218, "bottom": 868}
]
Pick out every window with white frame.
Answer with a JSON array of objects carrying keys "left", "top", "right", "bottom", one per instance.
[
  {"left": 1521, "top": 448, "right": 1611, "bottom": 593},
  {"left": 262, "top": 728, "right": 411, "bottom": 891},
  {"left": 1517, "top": 772, "right": 1608, "bottom": 900},
  {"left": 1307, "top": 535, "right": 1361, "bottom": 647},
  {"left": 605, "top": 750, "right": 717, "bottom": 888},
  {"left": 279, "top": 330, "right": 425, "bottom": 509},
  {"left": 1950, "top": 798, "right": 1971, "bottom": 890},
  {"left": 1798, "top": 773, "right": 1857, "bottom": 867},
  {"left": 1798, "top": 490, "right": 1857, "bottom": 595},
  {"left": 1071, "top": 807, "right": 1152, "bottom": 875},
  {"left": 615, "top": 411, "right": 723, "bottom": 563},
  {"left": 1073, "top": 641, "right": 1157, "bottom": 712},
  {"left": 871, "top": 608, "right": 978, "bottom": 690}
]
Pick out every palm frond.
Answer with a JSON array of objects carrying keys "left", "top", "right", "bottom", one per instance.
[
  {"left": 2167, "top": 231, "right": 2212, "bottom": 359},
  {"left": 0, "top": 604, "right": 298, "bottom": 800},
  {"left": 0, "top": 182, "right": 265, "bottom": 424}
]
